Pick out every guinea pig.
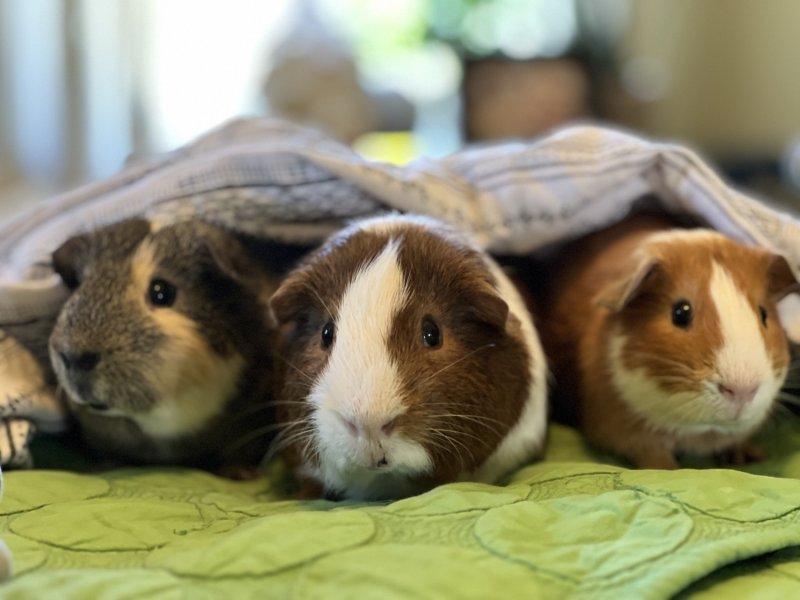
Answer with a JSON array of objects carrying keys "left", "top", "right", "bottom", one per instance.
[
  {"left": 268, "top": 214, "right": 548, "bottom": 500},
  {"left": 48, "top": 217, "right": 280, "bottom": 470},
  {"left": 536, "top": 213, "right": 799, "bottom": 469}
]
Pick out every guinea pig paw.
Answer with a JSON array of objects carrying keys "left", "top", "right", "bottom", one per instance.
[{"left": 717, "top": 442, "right": 768, "bottom": 466}]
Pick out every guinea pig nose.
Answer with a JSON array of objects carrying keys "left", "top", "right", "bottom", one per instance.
[
  {"left": 336, "top": 412, "right": 398, "bottom": 439},
  {"left": 718, "top": 382, "right": 759, "bottom": 405},
  {"left": 61, "top": 351, "right": 100, "bottom": 372},
  {"left": 337, "top": 414, "right": 360, "bottom": 437},
  {"left": 380, "top": 418, "right": 397, "bottom": 436}
]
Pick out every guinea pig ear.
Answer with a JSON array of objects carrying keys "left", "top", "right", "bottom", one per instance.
[
  {"left": 203, "top": 231, "right": 262, "bottom": 288},
  {"left": 767, "top": 253, "right": 800, "bottom": 300},
  {"left": 52, "top": 234, "right": 92, "bottom": 289},
  {"left": 466, "top": 282, "right": 510, "bottom": 331},
  {"left": 269, "top": 272, "right": 313, "bottom": 325},
  {"left": 594, "top": 256, "right": 660, "bottom": 312}
]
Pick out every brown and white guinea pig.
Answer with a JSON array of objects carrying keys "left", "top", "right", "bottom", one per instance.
[
  {"left": 269, "top": 214, "right": 547, "bottom": 500},
  {"left": 48, "top": 217, "right": 281, "bottom": 470},
  {"left": 536, "top": 213, "right": 799, "bottom": 469}
]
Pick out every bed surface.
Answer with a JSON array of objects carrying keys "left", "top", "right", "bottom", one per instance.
[{"left": 4, "top": 420, "right": 800, "bottom": 599}]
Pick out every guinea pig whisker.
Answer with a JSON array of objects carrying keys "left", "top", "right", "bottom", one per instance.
[
  {"left": 778, "top": 391, "right": 800, "bottom": 405},
  {"left": 262, "top": 399, "right": 316, "bottom": 406},
  {"left": 262, "top": 424, "right": 316, "bottom": 465},
  {"left": 423, "top": 437, "right": 462, "bottom": 467},
  {"left": 653, "top": 375, "right": 696, "bottom": 384},
  {"left": 628, "top": 351, "right": 694, "bottom": 368},
  {"left": 268, "top": 426, "right": 314, "bottom": 456},
  {"left": 628, "top": 353, "right": 697, "bottom": 375},
  {"left": 432, "top": 426, "right": 494, "bottom": 449},
  {"left": 781, "top": 373, "right": 800, "bottom": 386},
  {"left": 278, "top": 430, "right": 317, "bottom": 465},
  {"left": 771, "top": 403, "right": 794, "bottom": 419},
  {"left": 431, "top": 413, "right": 506, "bottom": 438},
  {"left": 271, "top": 418, "right": 314, "bottom": 441},
  {"left": 424, "top": 434, "right": 467, "bottom": 470},
  {"left": 223, "top": 419, "right": 309, "bottom": 458},
  {"left": 416, "top": 401, "right": 510, "bottom": 437},
  {"left": 421, "top": 428, "right": 461, "bottom": 457},
  {"left": 300, "top": 431, "right": 321, "bottom": 465},
  {"left": 428, "top": 428, "right": 477, "bottom": 467},
  {"left": 277, "top": 356, "right": 316, "bottom": 384},
  {"left": 306, "top": 283, "right": 336, "bottom": 323},
  {"left": 232, "top": 399, "right": 313, "bottom": 420},
  {"left": 267, "top": 418, "right": 312, "bottom": 436},
  {"left": 420, "top": 343, "right": 497, "bottom": 385},
  {"left": 423, "top": 407, "right": 508, "bottom": 427}
]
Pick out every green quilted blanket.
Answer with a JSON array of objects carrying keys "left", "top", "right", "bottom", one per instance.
[{"left": 5, "top": 420, "right": 800, "bottom": 599}]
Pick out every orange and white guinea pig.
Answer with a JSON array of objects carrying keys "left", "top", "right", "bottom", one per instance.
[
  {"left": 269, "top": 214, "right": 548, "bottom": 500},
  {"left": 537, "top": 213, "right": 798, "bottom": 469}
]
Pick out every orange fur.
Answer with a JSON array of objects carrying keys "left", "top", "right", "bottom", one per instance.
[{"left": 537, "top": 214, "right": 795, "bottom": 468}]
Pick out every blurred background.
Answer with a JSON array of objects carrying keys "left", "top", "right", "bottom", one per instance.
[{"left": 2, "top": 0, "right": 800, "bottom": 219}]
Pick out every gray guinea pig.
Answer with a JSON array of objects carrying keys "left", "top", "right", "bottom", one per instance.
[{"left": 49, "top": 217, "right": 280, "bottom": 469}]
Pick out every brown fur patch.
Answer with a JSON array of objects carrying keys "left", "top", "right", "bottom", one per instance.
[
  {"left": 390, "top": 227, "right": 529, "bottom": 484},
  {"left": 271, "top": 219, "right": 531, "bottom": 489},
  {"left": 537, "top": 213, "right": 792, "bottom": 467}
]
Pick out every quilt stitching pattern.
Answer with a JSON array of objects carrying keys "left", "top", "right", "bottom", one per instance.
[{"left": 5, "top": 425, "right": 800, "bottom": 599}]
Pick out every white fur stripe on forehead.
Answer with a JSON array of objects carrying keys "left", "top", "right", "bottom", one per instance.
[
  {"left": 315, "top": 239, "right": 408, "bottom": 418},
  {"left": 711, "top": 260, "right": 773, "bottom": 382},
  {"left": 646, "top": 228, "right": 729, "bottom": 246},
  {"left": 343, "top": 238, "right": 408, "bottom": 342}
]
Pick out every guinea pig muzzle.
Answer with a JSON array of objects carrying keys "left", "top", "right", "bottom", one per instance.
[
  {"left": 52, "top": 344, "right": 112, "bottom": 411},
  {"left": 334, "top": 412, "right": 399, "bottom": 469},
  {"left": 58, "top": 350, "right": 101, "bottom": 373}
]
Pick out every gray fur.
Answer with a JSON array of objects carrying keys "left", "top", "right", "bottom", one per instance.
[{"left": 49, "top": 218, "right": 280, "bottom": 468}]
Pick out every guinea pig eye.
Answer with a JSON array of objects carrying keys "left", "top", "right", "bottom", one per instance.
[
  {"left": 148, "top": 279, "right": 177, "bottom": 307},
  {"left": 321, "top": 321, "right": 335, "bottom": 349},
  {"left": 671, "top": 300, "right": 692, "bottom": 329},
  {"left": 421, "top": 317, "right": 442, "bottom": 348},
  {"left": 759, "top": 305, "right": 768, "bottom": 326}
]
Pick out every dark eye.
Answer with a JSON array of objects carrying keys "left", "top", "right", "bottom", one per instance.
[
  {"left": 671, "top": 300, "right": 692, "bottom": 328},
  {"left": 148, "top": 279, "right": 177, "bottom": 307},
  {"left": 321, "top": 321, "right": 335, "bottom": 349},
  {"left": 759, "top": 305, "right": 768, "bottom": 326},
  {"left": 422, "top": 317, "right": 441, "bottom": 348}
]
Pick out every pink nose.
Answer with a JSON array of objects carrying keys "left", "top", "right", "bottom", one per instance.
[
  {"left": 718, "top": 383, "right": 759, "bottom": 405},
  {"left": 338, "top": 414, "right": 397, "bottom": 438}
]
